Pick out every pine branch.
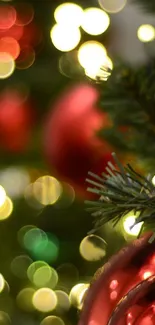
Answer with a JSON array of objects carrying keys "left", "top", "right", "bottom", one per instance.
[{"left": 86, "top": 153, "right": 155, "bottom": 232}]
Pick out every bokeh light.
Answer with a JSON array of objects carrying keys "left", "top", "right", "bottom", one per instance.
[
  {"left": 0, "top": 24, "right": 24, "bottom": 41},
  {"left": 152, "top": 175, "right": 155, "bottom": 185},
  {"left": 50, "top": 24, "right": 81, "bottom": 52},
  {"left": 0, "top": 52, "right": 15, "bottom": 79},
  {"left": 55, "top": 290, "right": 70, "bottom": 313},
  {"left": 137, "top": 24, "right": 155, "bottom": 42},
  {"left": 11, "top": 255, "right": 33, "bottom": 279},
  {"left": 32, "top": 288, "right": 57, "bottom": 312},
  {"left": 57, "top": 263, "right": 79, "bottom": 289},
  {"left": 54, "top": 3, "right": 83, "bottom": 27},
  {"left": 0, "top": 37, "right": 20, "bottom": 59},
  {"left": 69, "top": 283, "right": 89, "bottom": 309},
  {"left": 23, "top": 228, "right": 59, "bottom": 262},
  {"left": 79, "top": 234, "right": 107, "bottom": 261},
  {"left": 123, "top": 214, "right": 143, "bottom": 236},
  {"left": 0, "top": 312, "right": 11, "bottom": 325},
  {"left": 0, "top": 167, "right": 30, "bottom": 199},
  {"left": 16, "top": 288, "right": 35, "bottom": 312},
  {"left": 0, "top": 5, "right": 16, "bottom": 29},
  {"left": 18, "top": 224, "right": 36, "bottom": 247},
  {"left": 33, "top": 175, "right": 62, "bottom": 206},
  {"left": 27, "top": 262, "right": 58, "bottom": 288},
  {"left": 81, "top": 8, "right": 110, "bottom": 36},
  {"left": 16, "top": 45, "right": 35, "bottom": 69},
  {"left": 55, "top": 182, "right": 75, "bottom": 209},
  {"left": 98, "top": 0, "right": 127, "bottom": 13},
  {"left": 41, "top": 316, "right": 65, "bottom": 325},
  {"left": 24, "top": 183, "right": 43, "bottom": 209},
  {"left": 78, "top": 41, "right": 107, "bottom": 78},
  {"left": 0, "top": 196, "right": 13, "bottom": 221},
  {"left": 0, "top": 186, "right": 6, "bottom": 207},
  {"left": 0, "top": 274, "right": 5, "bottom": 293},
  {"left": 15, "top": 2, "right": 34, "bottom": 26}
]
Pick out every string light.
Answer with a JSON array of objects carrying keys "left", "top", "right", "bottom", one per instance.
[
  {"left": 123, "top": 215, "right": 143, "bottom": 236},
  {"left": 50, "top": 24, "right": 81, "bottom": 52},
  {"left": 81, "top": 8, "right": 110, "bottom": 35},
  {"left": 98, "top": 0, "right": 127, "bottom": 13},
  {"left": 54, "top": 3, "right": 83, "bottom": 27},
  {"left": 137, "top": 24, "right": 155, "bottom": 42}
]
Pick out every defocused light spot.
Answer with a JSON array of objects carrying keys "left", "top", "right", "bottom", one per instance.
[
  {"left": 0, "top": 37, "right": 20, "bottom": 60},
  {"left": 55, "top": 290, "right": 70, "bottom": 313},
  {"left": 81, "top": 8, "right": 110, "bottom": 35},
  {"left": 0, "top": 274, "right": 5, "bottom": 292},
  {"left": 16, "top": 45, "right": 35, "bottom": 69},
  {"left": 0, "top": 312, "right": 11, "bottom": 325},
  {"left": 41, "top": 316, "right": 65, "bottom": 325},
  {"left": 152, "top": 175, "right": 155, "bottom": 185},
  {"left": 28, "top": 261, "right": 48, "bottom": 282},
  {"left": 50, "top": 24, "right": 81, "bottom": 52},
  {"left": 15, "top": 2, "right": 34, "bottom": 26},
  {"left": 69, "top": 283, "right": 89, "bottom": 309},
  {"left": 98, "top": 0, "right": 127, "bottom": 13},
  {"left": 33, "top": 288, "right": 57, "bottom": 312},
  {"left": 24, "top": 228, "right": 59, "bottom": 263},
  {"left": 79, "top": 235, "right": 107, "bottom": 261},
  {"left": 33, "top": 176, "right": 62, "bottom": 206},
  {"left": 0, "top": 52, "right": 15, "bottom": 79},
  {"left": 11, "top": 255, "right": 32, "bottom": 279},
  {"left": 24, "top": 183, "right": 43, "bottom": 210},
  {"left": 18, "top": 224, "right": 36, "bottom": 247},
  {"left": 0, "top": 5, "right": 16, "bottom": 29},
  {"left": 17, "top": 287, "right": 35, "bottom": 312},
  {"left": 140, "top": 267, "right": 154, "bottom": 280},
  {"left": 85, "top": 56, "right": 113, "bottom": 81},
  {"left": 0, "top": 24, "right": 24, "bottom": 41},
  {"left": 109, "top": 279, "right": 118, "bottom": 290},
  {"left": 0, "top": 196, "right": 13, "bottom": 220},
  {"left": 0, "top": 167, "right": 30, "bottom": 199},
  {"left": 0, "top": 186, "right": 6, "bottom": 207},
  {"left": 55, "top": 182, "right": 75, "bottom": 209},
  {"left": 54, "top": 3, "right": 83, "bottom": 27},
  {"left": 123, "top": 215, "right": 143, "bottom": 236},
  {"left": 57, "top": 264, "right": 79, "bottom": 289},
  {"left": 78, "top": 41, "right": 107, "bottom": 78},
  {"left": 137, "top": 24, "right": 155, "bottom": 42},
  {"left": 33, "top": 266, "right": 58, "bottom": 289}
]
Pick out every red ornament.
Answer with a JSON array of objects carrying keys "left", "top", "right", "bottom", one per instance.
[
  {"left": 44, "top": 84, "right": 112, "bottom": 196},
  {"left": 79, "top": 232, "right": 155, "bottom": 325},
  {"left": 0, "top": 89, "right": 34, "bottom": 153}
]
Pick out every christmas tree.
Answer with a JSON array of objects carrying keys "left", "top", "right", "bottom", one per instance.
[{"left": 0, "top": 0, "right": 155, "bottom": 324}]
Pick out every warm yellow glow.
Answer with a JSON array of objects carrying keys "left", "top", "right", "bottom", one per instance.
[
  {"left": 98, "top": 0, "right": 127, "bottom": 13},
  {"left": 0, "top": 167, "right": 30, "bottom": 199},
  {"left": 0, "top": 185, "right": 6, "bottom": 207},
  {"left": 0, "top": 196, "right": 13, "bottom": 220},
  {"left": 16, "top": 288, "right": 35, "bottom": 312},
  {"left": 152, "top": 175, "right": 155, "bottom": 185},
  {"left": 81, "top": 8, "right": 110, "bottom": 35},
  {"left": 85, "top": 56, "right": 113, "bottom": 81},
  {"left": 0, "top": 312, "right": 11, "bottom": 325},
  {"left": 50, "top": 24, "right": 81, "bottom": 52},
  {"left": 55, "top": 290, "right": 70, "bottom": 312},
  {"left": 32, "top": 288, "right": 57, "bottom": 312},
  {"left": 0, "top": 52, "right": 15, "bottom": 79},
  {"left": 123, "top": 215, "right": 143, "bottom": 236},
  {"left": 79, "top": 235, "right": 107, "bottom": 261},
  {"left": 78, "top": 41, "right": 106, "bottom": 69},
  {"left": 41, "top": 316, "right": 65, "bottom": 325},
  {"left": 54, "top": 3, "right": 84, "bottom": 27},
  {"left": 69, "top": 283, "right": 89, "bottom": 309},
  {"left": 137, "top": 24, "right": 155, "bottom": 42},
  {"left": 33, "top": 176, "right": 62, "bottom": 206},
  {"left": 0, "top": 274, "right": 5, "bottom": 292}
]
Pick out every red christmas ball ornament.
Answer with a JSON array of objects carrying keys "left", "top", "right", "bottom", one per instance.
[
  {"left": 0, "top": 89, "right": 34, "bottom": 153},
  {"left": 44, "top": 83, "right": 112, "bottom": 196},
  {"left": 79, "top": 232, "right": 155, "bottom": 325}
]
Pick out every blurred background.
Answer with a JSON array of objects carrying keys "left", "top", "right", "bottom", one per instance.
[{"left": 0, "top": 0, "right": 154, "bottom": 325}]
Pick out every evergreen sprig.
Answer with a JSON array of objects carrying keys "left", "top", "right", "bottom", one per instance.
[{"left": 86, "top": 153, "right": 155, "bottom": 232}]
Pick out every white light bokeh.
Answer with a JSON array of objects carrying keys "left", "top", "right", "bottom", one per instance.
[
  {"left": 50, "top": 24, "right": 81, "bottom": 52},
  {"left": 54, "top": 3, "right": 84, "bottom": 27},
  {"left": 123, "top": 215, "right": 143, "bottom": 236},
  {"left": 137, "top": 24, "right": 155, "bottom": 42},
  {"left": 98, "top": 0, "right": 127, "bottom": 13},
  {"left": 0, "top": 167, "right": 30, "bottom": 198},
  {"left": 81, "top": 8, "right": 110, "bottom": 35},
  {"left": 0, "top": 185, "right": 6, "bottom": 207}
]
